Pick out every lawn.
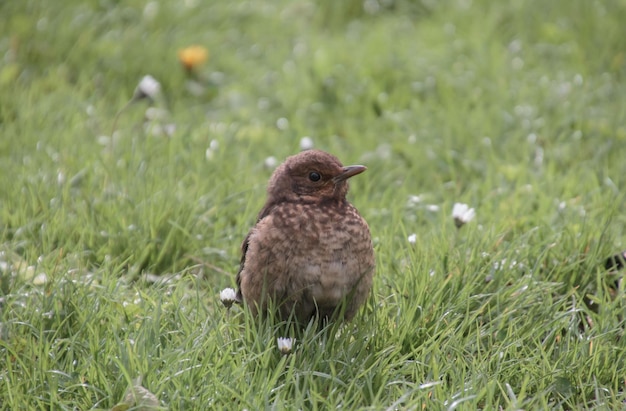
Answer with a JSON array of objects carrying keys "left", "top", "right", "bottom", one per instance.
[{"left": 1, "top": 0, "right": 625, "bottom": 409}]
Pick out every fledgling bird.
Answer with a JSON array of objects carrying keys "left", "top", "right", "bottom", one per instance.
[{"left": 236, "top": 150, "right": 375, "bottom": 324}]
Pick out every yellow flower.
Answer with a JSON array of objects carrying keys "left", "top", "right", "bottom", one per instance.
[{"left": 178, "top": 45, "right": 209, "bottom": 71}]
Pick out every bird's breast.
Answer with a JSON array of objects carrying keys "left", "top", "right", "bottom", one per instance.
[{"left": 269, "top": 201, "right": 373, "bottom": 303}]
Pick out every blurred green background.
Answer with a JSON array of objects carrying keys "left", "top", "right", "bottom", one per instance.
[{"left": 1, "top": 0, "right": 625, "bottom": 409}]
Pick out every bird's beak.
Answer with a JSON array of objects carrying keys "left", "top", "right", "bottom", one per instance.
[{"left": 333, "top": 165, "right": 367, "bottom": 182}]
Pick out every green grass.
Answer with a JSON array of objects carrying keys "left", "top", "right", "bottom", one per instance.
[{"left": 1, "top": 0, "right": 626, "bottom": 409}]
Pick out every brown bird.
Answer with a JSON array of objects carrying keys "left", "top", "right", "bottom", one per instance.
[{"left": 236, "top": 150, "right": 375, "bottom": 324}]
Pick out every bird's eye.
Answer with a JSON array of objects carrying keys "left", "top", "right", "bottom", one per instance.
[{"left": 308, "top": 172, "right": 321, "bottom": 182}]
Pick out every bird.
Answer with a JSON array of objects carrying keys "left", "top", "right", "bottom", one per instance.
[{"left": 236, "top": 149, "right": 375, "bottom": 324}]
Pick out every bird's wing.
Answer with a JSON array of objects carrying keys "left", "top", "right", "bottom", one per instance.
[
  {"left": 256, "top": 201, "right": 275, "bottom": 222},
  {"left": 235, "top": 203, "right": 275, "bottom": 301},
  {"left": 235, "top": 230, "right": 252, "bottom": 302}
]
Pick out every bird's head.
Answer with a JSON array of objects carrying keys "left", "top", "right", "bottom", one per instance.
[{"left": 266, "top": 150, "right": 366, "bottom": 203}]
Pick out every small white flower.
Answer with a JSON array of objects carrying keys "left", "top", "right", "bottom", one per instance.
[
  {"left": 145, "top": 107, "right": 168, "bottom": 121},
  {"left": 452, "top": 202, "right": 475, "bottom": 228},
  {"left": 299, "top": 136, "right": 314, "bottom": 150},
  {"left": 163, "top": 123, "right": 176, "bottom": 137},
  {"left": 33, "top": 273, "right": 48, "bottom": 285},
  {"left": 134, "top": 75, "right": 161, "bottom": 100},
  {"left": 205, "top": 148, "right": 215, "bottom": 161},
  {"left": 276, "top": 337, "right": 295, "bottom": 355},
  {"left": 205, "top": 140, "right": 220, "bottom": 161},
  {"left": 407, "top": 233, "right": 417, "bottom": 244},
  {"left": 276, "top": 117, "right": 289, "bottom": 130},
  {"left": 407, "top": 195, "right": 422, "bottom": 207},
  {"left": 220, "top": 287, "right": 237, "bottom": 308},
  {"left": 96, "top": 135, "right": 111, "bottom": 146},
  {"left": 264, "top": 156, "right": 278, "bottom": 169}
]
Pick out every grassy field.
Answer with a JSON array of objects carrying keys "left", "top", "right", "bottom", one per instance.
[{"left": 1, "top": 0, "right": 626, "bottom": 409}]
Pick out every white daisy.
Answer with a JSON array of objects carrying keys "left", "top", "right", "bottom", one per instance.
[
  {"left": 299, "top": 136, "right": 314, "bottom": 150},
  {"left": 219, "top": 287, "right": 237, "bottom": 308},
  {"left": 264, "top": 156, "right": 278, "bottom": 169},
  {"left": 276, "top": 337, "right": 295, "bottom": 355},
  {"left": 134, "top": 75, "right": 161, "bottom": 100},
  {"left": 452, "top": 202, "right": 475, "bottom": 228}
]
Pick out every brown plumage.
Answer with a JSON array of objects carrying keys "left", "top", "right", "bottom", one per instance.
[{"left": 236, "top": 150, "right": 375, "bottom": 324}]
